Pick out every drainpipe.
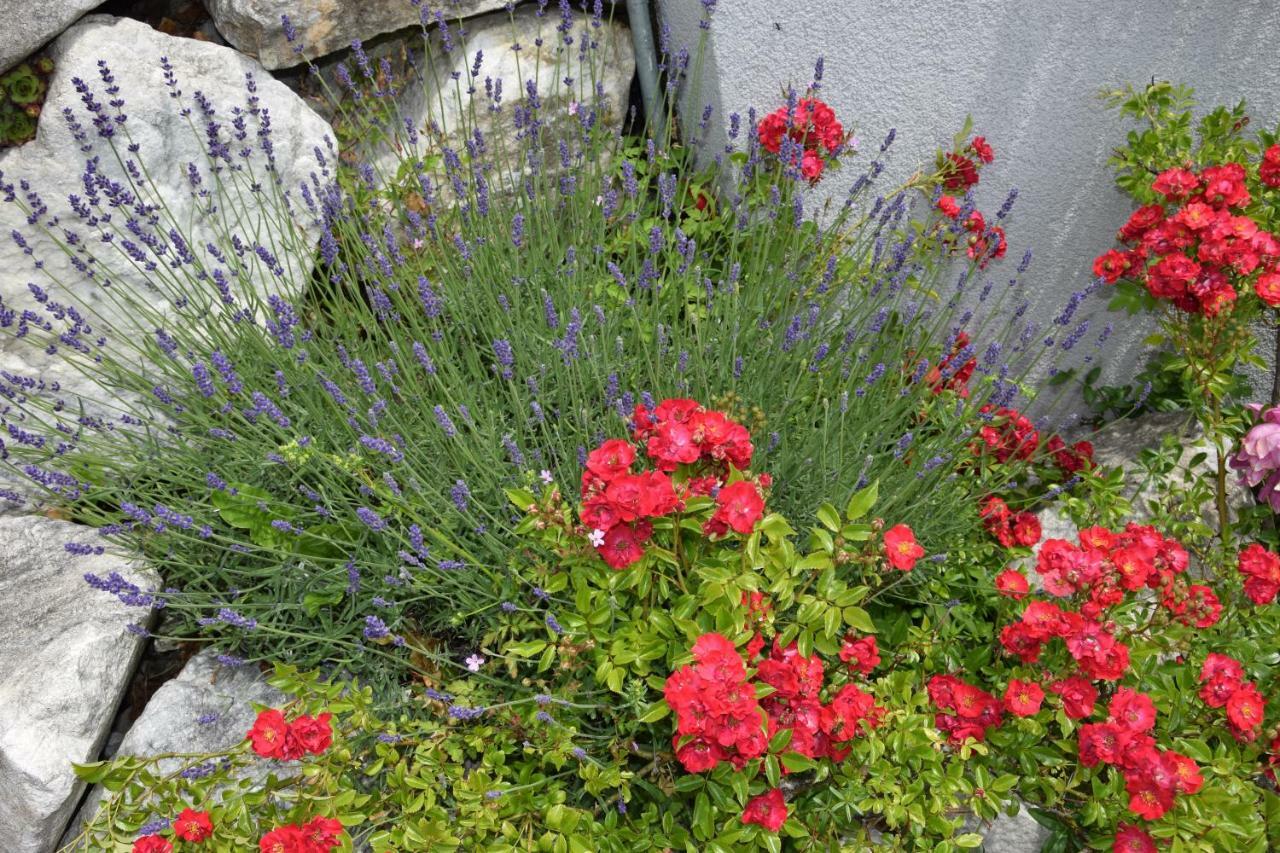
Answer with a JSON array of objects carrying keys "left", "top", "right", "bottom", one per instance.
[{"left": 626, "top": 0, "right": 665, "bottom": 141}]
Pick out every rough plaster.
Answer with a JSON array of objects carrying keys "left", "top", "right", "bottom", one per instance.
[{"left": 658, "top": 0, "right": 1280, "bottom": 412}]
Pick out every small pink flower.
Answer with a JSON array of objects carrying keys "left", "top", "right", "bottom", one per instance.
[
  {"left": 465, "top": 653, "right": 485, "bottom": 672},
  {"left": 588, "top": 528, "right": 606, "bottom": 548}
]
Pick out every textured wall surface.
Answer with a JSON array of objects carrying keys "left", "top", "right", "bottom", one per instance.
[{"left": 658, "top": 0, "right": 1280, "bottom": 411}]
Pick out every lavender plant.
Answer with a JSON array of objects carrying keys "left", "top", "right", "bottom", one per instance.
[{"left": 0, "top": 1, "right": 1095, "bottom": 691}]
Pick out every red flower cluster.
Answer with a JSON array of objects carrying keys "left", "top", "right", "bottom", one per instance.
[
  {"left": 935, "top": 199, "right": 1008, "bottom": 267},
  {"left": 927, "top": 674, "right": 1002, "bottom": 743},
  {"left": 1033, "top": 525, "right": 1194, "bottom": 624},
  {"left": 1197, "top": 652, "right": 1267, "bottom": 741},
  {"left": 1094, "top": 162, "right": 1280, "bottom": 313},
  {"left": 756, "top": 97, "right": 845, "bottom": 182},
  {"left": 980, "top": 496, "right": 1041, "bottom": 549},
  {"left": 882, "top": 523, "right": 925, "bottom": 570},
  {"left": 1078, "top": 688, "right": 1202, "bottom": 821},
  {"left": 664, "top": 633, "right": 768, "bottom": 772},
  {"left": 132, "top": 838, "right": 173, "bottom": 853},
  {"left": 581, "top": 399, "right": 765, "bottom": 569},
  {"left": 1000, "top": 599, "right": 1131, "bottom": 680},
  {"left": 1046, "top": 435, "right": 1095, "bottom": 475},
  {"left": 665, "top": 634, "right": 883, "bottom": 830},
  {"left": 973, "top": 406, "right": 1039, "bottom": 464},
  {"left": 248, "top": 708, "right": 333, "bottom": 760},
  {"left": 940, "top": 136, "right": 994, "bottom": 191},
  {"left": 259, "top": 817, "right": 345, "bottom": 853},
  {"left": 1237, "top": 542, "right": 1280, "bottom": 605}
]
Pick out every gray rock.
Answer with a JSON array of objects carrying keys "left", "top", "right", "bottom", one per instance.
[
  {"left": 0, "top": 515, "right": 157, "bottom": 853},
  {"left": 976, "top": 803, "right": 1051, "bottom": 852},
  {"left": 0, "top": 0, "right": 102, "bottom": 73},
  {"left": 0, "top": 15, "right": 332, "bottom": 406},
  {"left": 370, "top": 4, "right": 634, "bottom": 191},
  {"left": 62, "top": 648, "right": 287, "bottom": 847},
  {"left": 206, "top": 0, "right": 511, "bottom": 70}
]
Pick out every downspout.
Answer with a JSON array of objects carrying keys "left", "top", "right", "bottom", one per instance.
[{"left": 626, "top": 0, "right": 665, "bottom": 141}]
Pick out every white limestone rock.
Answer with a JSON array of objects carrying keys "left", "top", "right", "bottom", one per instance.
[
  {"left": 0, "top": 515, "right": 158, "bottom": 853},
  {"left": 0, "top": 0, "right": 102, "bottom": 74},
  {"left": 205, "top": 0, "right": 513, "bottom": 70}
]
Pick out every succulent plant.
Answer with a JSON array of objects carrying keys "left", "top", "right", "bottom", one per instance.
[{"left": 1, "top": 65, "right": 45, "bottom": 105}]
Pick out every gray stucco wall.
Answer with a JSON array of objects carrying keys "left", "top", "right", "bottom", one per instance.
[{"left": 657, "top": 0, "right": 1280, "bottom": 410}]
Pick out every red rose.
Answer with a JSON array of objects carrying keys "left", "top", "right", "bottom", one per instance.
[
  {"left": 1114, "top": 823, "right": 1157, "bottom": 853},
  {"left": 173, "top": 807, "right": 214, "bottom": 842},
  {"left": 301, "top": 816, "right": 345, "bottom": 851},
  {"left": 995, "top": 569, "right": 1029, "bottom": 600},
  {"left": 1238, "top": 542, "right": 1280, "bottom": 604},
  {"left": 1117, "top": 204, "right": 1165, "bottom": 243},
  {"left": 1093, "top": 248, "right": 1133, "bottom": 283},
  {"left": 291, "top": 712, "right": 333, "bottom": 755},
  {"left": 1226, "top": 683, "right": 1265, "bottom": 736},
  {"left": 1164, "top": 751, "right": 1203, "bottom": 794},
  {"left": 1108, "top": 688, "right": 1156, "bottom": 733},
  {"left": 742, "top": 788, "right": 788, "bottom": 832},
  {"left": 757, "top": 112, "right": 787, "bottom": 154},
  {"left": 259, "top": 824, "right": 307, "bottom": 853},
  {"left": 1049, "top": 676, "right": 1097, "bottom": 720},
  {"left": 1255, "top": 271, "right": 1280, "bottom": 307},
  {"left": 711, "top": 481, "right": 764, "bottom": 535},
  {"left": 585, "top": 439, "right": 635, "bottom": 482},
  {"left": 1260, "top": 144, "right": 1280, "bottom": 188},
  {"left": 1201, "top": 162, "right": 1250, "bottom": 208},
  {"left": 969, "top": 136, "right": 994, "bottom": 164},
  {"left": 1151, "top": 167, "right": 1199, "bottom": 200},
  {"left": 248, "top": 708, "right": 292, "bottom": 759},
  {"left": 132, "top": 838, "right": 173, "bottom": 853},
  {"left": 646, "top": 420, "right": 700, "bottom": 470},
  {"left": 1125, "top": 774, "right": 1174, "bottom": 820},
  {"left": 801, "top": 149, "right": 825, "bottom": 182},
  {"left": 598, "top": 522, "right": 648, "bottom": 569},
  {"left": 942, "top": 152, "right": 979, "bottom": 191},
  {"left": 838, "top": 635, "right": 880, "bottom": 676},
  {"left": 1003, "top": 679, "right": 1044, "bottom": 717},
  {"left": 882, "top": 523, "right": 924, "bottom": 571},
  {"left": 1011, "top": 512, "right": 1041, "bottom": 547},
  {"left": 937, "top": 195, "right": 961, "bottom": 218}
]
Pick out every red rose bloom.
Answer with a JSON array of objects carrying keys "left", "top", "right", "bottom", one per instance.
[
  {"left": 1165, "top": 751, "right": 1203, "bottom": 794},
  {"left": 1003, "top": 679, "right": 1045, "bottom": 717},
  {"left": 995, "top": 568, "right": 1029, "bottom": 599},
  {"left": 883, "top": 524, "right": 924, "bottom": 571},
  {"left": 937, "top": 195, "right": 961, "bottom": 218},
  {"left": 291, "top": 712, "right": 333, "bottom": 755},
  {"left": 1226, "top": 683, "right": 1265, "bottom": 736},
  {"left": 1108, "top": 688, "right": 1156, "bottom": 733},
  {"left": 598, "top": 522, "right": 649, "bottom": 569},
  {"left": 301, "top": 816, "right": 345, "bottom": 851},
  {"left": 1200, "top": 162, "right": 1250, "bottom": 208},
  {"left": 1260, "top": 144, "right": 1280, "bottom": 187},
  {"left": 248, "top": 708, "right": 292, "bottom": 759},
  {"left": 942, "top": 152, "right": 979, "bottom": 191},
  {"left": 173, "top": 808, "right": 214, "bottom": 842},
  {"left": 132, "top": 838, "right": 173, "bottom": 853},
  {"left": 800, "top": 149, "right": 825, "bottom": 182},
  {"left": 1118, "top": 204, "right": 1165, "bottom": 243},
  {"left": 259, "top": 824, "right": 307, "bottom": 853},
  {"left": 1049, "top": 676, "right": 1098, "bottom": 720},
  {"left": 838, "top": 635, "right": 880, "bottom": 676},
  {"left": 711, "top": 481, "right": 764, "bottom": 535},
  {"left": 742, "top": 788, "right": 788, "bottom": 832},
  {"left": 969, "top": 136, "right": 994, "bottom": 164},
  {"left": 1238, "top": 542, "right": 1280, "bottom": 605},
  {"left": 1151, "top": 167, "right": 1199, "bottom": 200},
  {"left": 1114, "top": 823, "right": 1157, "bottom": 853},
  {"left": 1093, "top": 249, "right": 1134, "bottom": 283},
  {"left": 1011, "top": 512, "right": 1041, "bottom": 547},
  {"left": 1126, "top": 774, "right": 1174, "bottom": 820},
  {"left": 1255, "top": 271, "right": 1280, "bottom": 306},
  {"left": 585, "top": 439, "right": 635, "bottom": 482}
]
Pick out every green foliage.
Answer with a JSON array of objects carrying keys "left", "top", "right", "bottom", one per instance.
[{"left": 0, "top": 58, "right": 50, "bottom": 147}]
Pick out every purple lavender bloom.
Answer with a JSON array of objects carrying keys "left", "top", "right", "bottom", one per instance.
[{"left": 450, "top": 479, "right": 470, "bottom": 512}]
